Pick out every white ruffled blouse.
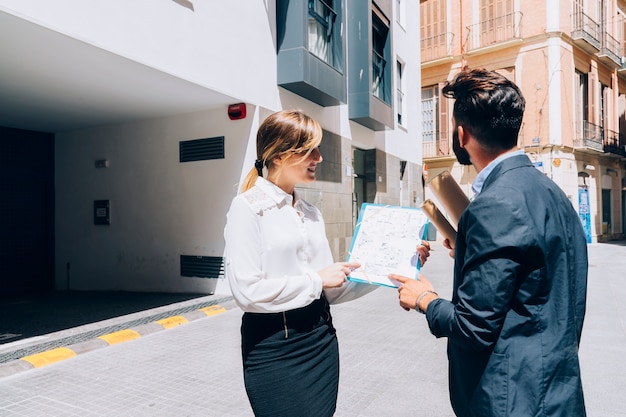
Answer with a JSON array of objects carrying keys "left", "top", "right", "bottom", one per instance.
[{"left": 224, "top": 177, "right": 375, "bottom": 313}]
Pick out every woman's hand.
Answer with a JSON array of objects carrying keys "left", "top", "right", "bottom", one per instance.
[{"left": 318, "top": 261, "right": 360, "bottom": 289}]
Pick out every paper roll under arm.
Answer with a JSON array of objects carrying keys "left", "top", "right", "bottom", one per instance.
[
  {"left": 421, "top": 199, "right": 456, "bottom": 249},
  {"left": 427, "top": 171, "right": 470, "bottom": 227}
]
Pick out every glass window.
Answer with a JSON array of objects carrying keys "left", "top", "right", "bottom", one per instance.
[
  {"left": 372, "top": 9, "right": 391, "bottom": 104},
  {"left": 308, "top": 0, "right": 343, "bottom": 71},
  {"left": 396, "top": 0, "right": 404, "bottom": 26},
  {"left": 574, "top": 70, "right": 588, "bottom": 141},
  {"left": 602, "top": 189, "right": 612, "bottom": 233},
  {"left": 421, "top": 86, "right": 439, "bottom": 143},
  {"left": 397, "top": 60, "right": 405, "bottom": 126}
]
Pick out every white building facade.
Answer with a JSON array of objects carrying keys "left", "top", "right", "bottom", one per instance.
[{"left": 0, "top": 0, "right": 423, "bottom": 296}]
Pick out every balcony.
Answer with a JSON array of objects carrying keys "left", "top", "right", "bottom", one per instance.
[
  {"left": 573, "top": 121, "right": 604, "bottom": 153},
  {"left": 597, "top": 31, "right": 621, "bottom": 67},
  {"left": 465, "top": 12, "right": 522, "bottom": 52},
  {"left": 571, "top": 12, "right": 600, "bottom": 53},
  {"left": 423, "top": 133, "right": 451, "bottom": 159},
  {"left": 277, "top": 0, "right": 347, "bottom": 106},
  {"left": 421, "top": 32, "right": 454, "bottom": 63},
  {"left": 618, "top": 44, "right": 626, "bottom": 75},
  {"left": 604, "top": 129, "right": 626, "bottom": 158},
  {"left": 347, "top": 0, "right": 393, "bottom": 131}
]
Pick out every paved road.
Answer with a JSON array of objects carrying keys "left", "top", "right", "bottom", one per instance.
[{"left": 0, "top": 242, "right": 624, "bottom": 416}]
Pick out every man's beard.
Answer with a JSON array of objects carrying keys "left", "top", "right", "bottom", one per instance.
[{"left": 452, "top": 130, "right": 472, "bottom": 166}]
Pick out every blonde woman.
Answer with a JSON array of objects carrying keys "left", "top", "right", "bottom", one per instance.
[{"left": 224, "top": 110, "right": 429, "bottom": 416}]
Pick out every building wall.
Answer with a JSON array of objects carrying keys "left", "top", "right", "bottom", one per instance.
[
  {"left": 421, "top": 0, "right": 626, "bottom": 244},
  {"left": 54, "top": 108, "right": 257, "bottom": 292},
  {"left": 0, "top": 0, "right": 281, "bottom": 111},
  {"left": 0, "top": 0, "right": 425, "bottom": 294}
]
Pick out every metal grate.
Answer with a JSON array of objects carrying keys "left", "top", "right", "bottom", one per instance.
[
  {"left": 180, "top": 255, "right": 224, "bottom": 278},
  {"left": 179, "top": 137, "right": 225, "bottom": 162}
]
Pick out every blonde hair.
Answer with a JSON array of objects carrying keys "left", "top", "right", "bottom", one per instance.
[{"left": 240, "top": 109, "right": 322, "bottom": 192}]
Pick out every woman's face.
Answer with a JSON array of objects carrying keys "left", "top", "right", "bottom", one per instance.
[{"left": 283, "top": 146, "right": 323, "bottom": 184}]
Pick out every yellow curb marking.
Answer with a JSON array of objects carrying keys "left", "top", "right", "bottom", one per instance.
[
  {"left": 16, "top": 305, "right": 228, "bottom": 369},
  {"left": 21, "top": 347, "right": 76, "bottom": 368},
  {"left": 156, "top": 315, "right": 188, "bottom": 329},
  {"left": 98, "top": 329, "right": 141, "bottom": 345},
  {"left": 200, "top": 305, "right": 227, "bottom": 316}
]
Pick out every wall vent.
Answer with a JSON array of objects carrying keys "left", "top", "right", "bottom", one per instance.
[
  {"left": 179, "top": 136, "right": 225, "bottom": 162},
  {"left": 180, "top": 255, "right": 224, "bottom": 279}
]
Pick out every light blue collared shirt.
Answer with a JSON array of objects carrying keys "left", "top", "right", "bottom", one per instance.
[{"left": 471, "top": 150, "right": 524, "bottom": 196}]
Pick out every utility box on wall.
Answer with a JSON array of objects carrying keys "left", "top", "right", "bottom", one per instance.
[{"left": 93, "top": 200, "right": 110, "bottom": 225}]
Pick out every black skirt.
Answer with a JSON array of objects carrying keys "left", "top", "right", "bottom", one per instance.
[{"left": 241, "top": 296, "right": 339, "bottom": 417}]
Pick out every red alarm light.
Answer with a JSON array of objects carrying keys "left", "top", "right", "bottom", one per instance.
[{"left": 228, "top": 103, "right": 246, "bottom": 120}]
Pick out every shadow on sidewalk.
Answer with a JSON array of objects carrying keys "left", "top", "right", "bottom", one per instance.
[{"left": 0, "top": 291, "right": 206, "bottom": 345}]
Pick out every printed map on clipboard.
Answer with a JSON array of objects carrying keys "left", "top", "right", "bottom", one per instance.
[{"left": 347, "top": 204, "right": 430, "bottom": 288}]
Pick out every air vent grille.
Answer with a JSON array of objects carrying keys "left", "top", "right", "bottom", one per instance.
[
  {"left": 179, "top": 137, "right": 225, "bottom": 162},
  {"left": 180, "top": 255, "right": 224, "bottom": 279}
]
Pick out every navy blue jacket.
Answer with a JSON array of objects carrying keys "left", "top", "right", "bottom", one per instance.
[{"left": 427, "top": 154, "right": 588, "bottom": 417}]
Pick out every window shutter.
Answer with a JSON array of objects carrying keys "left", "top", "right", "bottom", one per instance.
[{"left": 438, "top": 83, "right": 449, "bottom": 156}]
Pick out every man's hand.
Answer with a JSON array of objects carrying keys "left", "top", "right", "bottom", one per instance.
[
  {"left": 390, "top": 274, "right": 438, "bottom": 312},
  {"left": 442, "top": 238, "right": 455, "bottom": 258},
  {"left": 416, "top": 240, "right": 431, "bottom": 266}
]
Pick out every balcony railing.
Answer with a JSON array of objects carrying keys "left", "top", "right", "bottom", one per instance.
[
  {"left": 423, "top": 139, "right": 436, "bottom": 158},
  {"left": 605, "top": 129, "right": 626, "bottom": 157},
  {"left": 423, "top": 134, "right": 451, "bottom": 158},
  {"left": 598, "top": 31, "right": 621, "bottom": 66},
  {"left": 573, "top": 122, "right": 626, "bottom": 156},
  {"left": 573, "top": 121, "right": 604, "bottom": 152},
  {"left": 571, "top": 11, "right": 600, "bottom": 51},
  {"left": 620, "top": 42, "right": 626, "bottom": 72},
  {"left": 421, "top": 32, "right": 454, "bottom": 62},
  {"left": 465, "top": 12, "right": 522, "bottom": 51}
]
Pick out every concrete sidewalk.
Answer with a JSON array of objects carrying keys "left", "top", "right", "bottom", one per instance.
[{"left": 0, "top": 242, "right": 624, "bottom": 416}]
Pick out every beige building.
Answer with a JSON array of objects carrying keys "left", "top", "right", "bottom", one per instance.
[{"left": 420, "top": 0, "right": 626, "bottom": 243}]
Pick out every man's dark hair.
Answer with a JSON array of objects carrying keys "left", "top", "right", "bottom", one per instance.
[{"left": 442, "top": 67, "right": 526, "bottom": 152}]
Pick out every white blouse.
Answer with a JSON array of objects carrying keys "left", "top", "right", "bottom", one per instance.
[{"left": 224, "top": 177, "right": 375, "bottom": 313}]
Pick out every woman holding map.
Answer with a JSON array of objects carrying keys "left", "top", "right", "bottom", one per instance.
[{"left": 224, "top": 109, "right": 430, "bottom": 417}]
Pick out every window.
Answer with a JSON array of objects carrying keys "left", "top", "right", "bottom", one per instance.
[
  {"left": 421, "top": 84, "right": 450, "bottom": 157},
  {"left": 601, "top": 83, "right": 608, "bottom": 131},
  {"left": 619, "top": 8, "right": 626, "bottom": 57},
  {"left": 396, "top": 0, "right": 404, "bottom": 26},
  {"left": 574, "top": 70, "right": 589, "bottom": 142},
  {"left": 602, "top": 189, "right": 612, "bottom": 233},
  {"left": 479, "top": 0, "right": 515, "bottom": 46},
  {"left": 422, "top": 86, "right": 439, "bottom": 156},
  {"left": 573, "top": 0, "right": 583, "bottom": 18},
  {"left": 372, "top": 6, "right": 391, "bottom": 104},
  {"left": 421, "top": 0, "right": 448, "bottom": 61},
  {"left": 308, "top": 0, "right": 342, "bottom": 71},
  {"left": 396, "top": 60, "right": 406, "bottom": 126}
]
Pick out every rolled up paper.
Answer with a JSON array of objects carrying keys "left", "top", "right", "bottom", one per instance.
[
  {"left": 421, "top": 199, "right": 457, "bottom": 249},
  {"left": 427, "top": 170, "right": 470, "bottom": 227}
]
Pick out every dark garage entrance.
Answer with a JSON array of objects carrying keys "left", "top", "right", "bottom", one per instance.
[{"left": 0, "top": 126, "right": 54, "bottom": 297}]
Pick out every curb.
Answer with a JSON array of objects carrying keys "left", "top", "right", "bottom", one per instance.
[{"left": 0, "top": 299, "right": 237, "bottom": 378}]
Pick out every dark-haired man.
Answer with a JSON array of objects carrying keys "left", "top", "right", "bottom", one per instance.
[{"left": 392, "top": 68, "right": 588, "bottom": 417}]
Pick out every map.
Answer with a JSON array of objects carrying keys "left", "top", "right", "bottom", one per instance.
[{"left": 347, "top": 204, "right": 429, "bottom": 288}]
